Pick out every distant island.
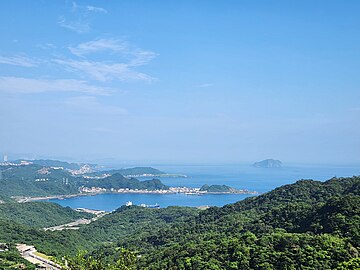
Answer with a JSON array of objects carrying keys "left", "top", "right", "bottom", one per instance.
[{"left": 253, "top": 159, "right": 282, "bottom": 168}]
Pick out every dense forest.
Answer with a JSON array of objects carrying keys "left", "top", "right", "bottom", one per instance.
[
  {"left": 0, "top": 176, "right": 359, "bottom": 269},
  {"left": 0, "top": 244, "right": 36, "bottom": 270},
  {"left": 0, "top": 202, "right": 93, "bottom": 228},
  {"left": 0, "top": 164, "right": 80, "bottom": 196}
]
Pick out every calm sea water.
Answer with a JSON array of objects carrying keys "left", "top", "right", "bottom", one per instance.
[{"left": 49, "top": 164, "right": 360, "bottom": 211}]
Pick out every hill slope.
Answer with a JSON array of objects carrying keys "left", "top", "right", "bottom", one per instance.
[
  {"left": 111, "top": 176, "right": 360, "bottom": 269},
  {"left": 83, "top": 173, "right": 169, "bottom": 190},
  {"left": 0, "top": 164, "right": 80, "bottom": 196},
  {"left": 0, "top": 202, "right": 93, "bottom": 228},
  {"left": 0, "top": 176, "right": 359, "bottom": 269}
]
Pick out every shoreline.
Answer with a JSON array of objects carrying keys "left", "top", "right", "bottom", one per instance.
[
  {"left": 15, "top": 189, "right": 258, "bottom": 203},
  {"left": 14, "top": 193, "right": 97, "bottom": 203}
]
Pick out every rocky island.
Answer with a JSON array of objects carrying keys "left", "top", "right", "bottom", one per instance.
[{"left": 253, "top": 159, "right": 282, "bottom": 168}]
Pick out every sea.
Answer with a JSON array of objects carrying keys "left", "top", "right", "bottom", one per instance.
[{"left": 48, "top": 163, "right": 360, "bottom": 212}]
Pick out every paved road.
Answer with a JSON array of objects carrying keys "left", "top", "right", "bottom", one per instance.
[
  {"left": 26, "top": 250, "right": 62, "bottom": 270},
  {"left": 17, "top": 244, "right": 62, "bottom": 270}
]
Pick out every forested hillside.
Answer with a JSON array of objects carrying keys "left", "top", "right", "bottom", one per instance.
[
  {"left": 0, "top": 164, "right": 80, "bottom": 196},
  {"left": 0, "top": 244, "right": 36, "bottom": 270},
  {"left": 82, "top": 173, "right": 169, "bottom": 190},
  {"left": 0, "top": 202, "right": 93, "bottom": 228},
  {"left": 0, "top": 176, "right": 359, "bottom": 269},
  {"left": 88, "top": 176, "right": 360, "bottom": 269}
]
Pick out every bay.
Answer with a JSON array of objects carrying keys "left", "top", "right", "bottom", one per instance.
[{"left": 49, "top": 163, "right": 360, "bottom": 211}]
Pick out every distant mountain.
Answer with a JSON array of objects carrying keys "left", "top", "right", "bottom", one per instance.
[
  {"left": 12, "top": 159, "right": 96, "bottom": 170},
  {"left": 113, "top": 167, "right": 165, "bottom": 176},
  {"left": 253, "top": 159, "right": 282, "bottom": 168},
  {"left": 86, "top": 167, "right": 166, "bottom": 177},
  {"left": 83, "top": 173, "right": 169, "bottom": 190}
]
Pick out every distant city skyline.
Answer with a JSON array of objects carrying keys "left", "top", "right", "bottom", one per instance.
[{"left": 1, "top": 1, "right": 360, "bottom": 164}]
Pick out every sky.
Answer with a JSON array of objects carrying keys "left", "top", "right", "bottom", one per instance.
[{"left": 0, "top": 0, "right": 359, "bottom": 165}]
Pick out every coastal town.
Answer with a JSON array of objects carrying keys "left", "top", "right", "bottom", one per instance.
[
  {"left": 79, "top": 185, "right": 257, "bottom": 195},
  {"left": 14, "top": 185, "right": 257, "bottom": 204}
]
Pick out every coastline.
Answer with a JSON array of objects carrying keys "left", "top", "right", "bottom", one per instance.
[
  {"left": 14, "top": 193, "right": 95, "bottom": 203},
  {"left": 14, "top": 188, "right": 258, "bottom": 203},
  {"left": 127, "top": 173, "right": 189, "bottom": 178}
]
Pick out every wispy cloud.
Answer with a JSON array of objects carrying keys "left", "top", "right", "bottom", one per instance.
[
  {"left": 58, "top": 2, "right": 107, "bottom": 33},
  {"left": 86, "top": 5, "right": 107, "bottom": 13},
  {"left": 58, "top": 16, "right": 90, "bottom": 34},
  {"left": 0, "top": 77, "right": 111, "bottom": 95},
  {"left": 129, "top": 50, "right": 157, "bottom": 66},
  {"left": 0, "top": 55, "right": 39, "bottom": 67},
  {"left": 72, "top": 2, "right": 107, "bottom": 13},
  {"left": 65, "top": 96, "right": 127, "bottom": 115},
  {"left": 69, "top": 39, "right": 128, "bottom": 56},
  {"left": 68, "top": 39, "right": 157, "bottom": 64},
  {"left": 57, "top": 39, "right": 157, "bottom": 82},
  {"left": 55, "top": 59, "right": 154, "bottom": 82}
]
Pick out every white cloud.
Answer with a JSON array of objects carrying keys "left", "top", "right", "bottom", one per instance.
[
  {"left": 129, "top": 50, "right": 157, "bottom": 66},
  {"left": 58, "top": 2, "right": 107, "bottom": 33},
  {"left": 69, "top": 39, "right": 128, "bottom": 56},
  {"left": 0, "top": 77, "right": 111, "bottom": 95},
  {"left": 58, "top": 16, "right": 90, "bottom": 34},
  {"left": 54, "top": 59, "right": 154, "bottom": 82},
  {"left": 56, "top": 39, "right": 157, "bottom": 82},
  {"left": 87, "top": 5, "right": 107, "bottom": 13},
  {"left": 0, "top": 55, "right": 39, "bottom": 67},
  {"left": 68, "top": 39, "right": 157, "bottom": 65},
  {"left": 65, "top": 96, "right": 127, "bottom": 115},
  {"left": 71, "top": 2, "right": 107, "bottom": 13}
]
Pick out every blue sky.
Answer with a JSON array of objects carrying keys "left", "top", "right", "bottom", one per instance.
[{"left": 0, "top": 0, "right": 359, "bottom": 164}]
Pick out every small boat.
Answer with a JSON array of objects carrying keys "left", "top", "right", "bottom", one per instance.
[{"left": 140, "top": 203, "right": 160, "bottom": 208}]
